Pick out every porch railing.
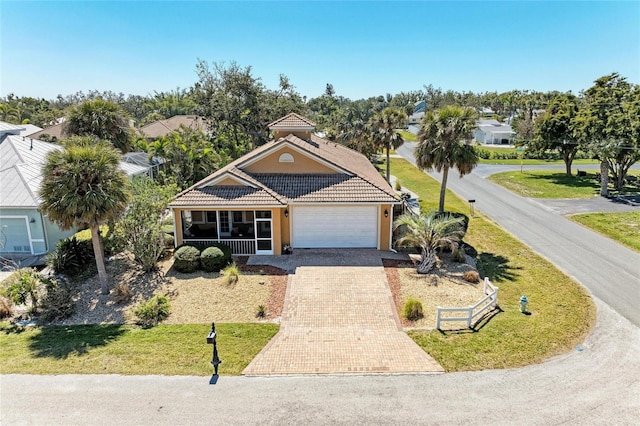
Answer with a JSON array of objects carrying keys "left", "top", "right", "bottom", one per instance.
[{"left": 183, "top": 238, "right": 256, "bottom": 255}]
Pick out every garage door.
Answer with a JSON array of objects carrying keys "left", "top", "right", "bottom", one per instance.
[
  {"left": 292, "top": 206, "right": 377, "bottom": 248},
  {"left": 0, "top": 217, "right": 31, "bottom": 253}
]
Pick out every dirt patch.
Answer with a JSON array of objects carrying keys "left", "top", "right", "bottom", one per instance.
[
  {"left": 52, "top": 254, "right": 287, "bottom": 325},
  {"left": 384, "top": 253, "right": 486, "bottom": 330}
]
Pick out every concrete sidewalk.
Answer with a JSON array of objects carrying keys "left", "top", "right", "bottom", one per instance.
[{"left": 243, "top": 250, "right": 443, "bottom": 375}]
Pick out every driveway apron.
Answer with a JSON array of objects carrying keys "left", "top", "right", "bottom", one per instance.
[{"left": 243, "top": 250, "right": 443, "bottom": 375}]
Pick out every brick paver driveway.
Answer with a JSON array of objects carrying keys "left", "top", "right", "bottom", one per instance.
[{"left": 243, "top": 249, "right": 443, "bottom": 375}]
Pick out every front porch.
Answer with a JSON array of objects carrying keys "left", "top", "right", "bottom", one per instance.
[{"left": 175, "top": 209, "right": 281, "bottom": 255}]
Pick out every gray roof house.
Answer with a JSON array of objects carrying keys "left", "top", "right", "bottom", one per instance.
[
  {"left": 473, "top": 119, "right": 515, "bottom": 145},
  {"left": 0, "top": 122, "right": 148, "bottom": 265}
]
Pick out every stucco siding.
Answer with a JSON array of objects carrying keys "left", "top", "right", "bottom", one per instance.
[{"left": 243, "top": 147, "right": 337, "bottom": 174}]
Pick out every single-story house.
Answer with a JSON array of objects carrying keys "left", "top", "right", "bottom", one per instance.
[
  {"left": 473, "top": 119, "right": 515, "bottom": 145},
  {"left": 169, "top": 113, "right": 401, "bottom": 255},
  {"left": 26, "top": 122, "right": 65, "bottom": 142},
  {"left": 0, "top": 122, "right": 149, "bottom": 263},
  {"left": 139, "top": 115, "right": 207, "bottom": 139}
]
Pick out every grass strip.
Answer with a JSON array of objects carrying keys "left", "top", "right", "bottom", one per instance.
[
  {"left": 391, "top": 157, "right": 596, "bottom": 371},
  {"left": 570, "top": 211, "right": 640, "bottom": 253},
  {"left": 0, "top": 323, "right": 278, "bottom": 376}
]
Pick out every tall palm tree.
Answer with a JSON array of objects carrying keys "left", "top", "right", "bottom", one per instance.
[
  {"left": 415, "top": 106, "right": 478, "bottom": 213},
  {"left": 64, "top": 99, "right": 132, "bottom": 153},
  {"left": 39, "top": 137, "right": 130, "bottom": 294},
  {"left": 369, "top": 107, "right": 407, "bottom": 183},
  {"left": 394, "top": 212, "right": 466, "bottom": 274}
]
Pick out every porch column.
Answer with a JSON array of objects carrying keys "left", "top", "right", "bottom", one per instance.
[{"left": 173, "top": 208, "right": 183, "bottom": 247}]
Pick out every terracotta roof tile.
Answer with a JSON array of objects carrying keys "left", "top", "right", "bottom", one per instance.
[
  {"left": 251, "top": 174, "right": 398, "bottom": 203},
  {"left": 170, "top": 185, "right": 284, "bottom": 207},
  {"left": 268, "top": 113, "right": 316, "bottom": 129}
]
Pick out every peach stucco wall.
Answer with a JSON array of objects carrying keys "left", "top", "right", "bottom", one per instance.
[
  {"left": 379, "top": 204, "right": 393, "bottom": 251},
  {"left": 243, "top": 147, "right": 336, "bottom": 174}
]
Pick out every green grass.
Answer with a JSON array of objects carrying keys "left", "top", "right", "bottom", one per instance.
[
  {"left": 570, "top": 211, "right": 640, "bottom": 252},
  {"left": 479, "top": 158, "right": 598, "bottom": 165},
  {"left": 390, "top": 158, "right": 596, "bottom": 371},
  {"left": 0, "top": 323, "right": 278, "bottom": 376},
  {"left": 488, "top": 170, "right": 639, "bottom": 198},
  {"left": 397, "top": 130, "right": 417, "bottom": 142}
]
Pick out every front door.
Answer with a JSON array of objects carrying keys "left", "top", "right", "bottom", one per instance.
[{"left": 255, "top": 211, "right": 273, "bottom": 255}]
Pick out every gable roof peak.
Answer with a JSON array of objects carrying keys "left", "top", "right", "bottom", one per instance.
[{"left": 268, "top": 113, "right": 316, "bottom": 130}]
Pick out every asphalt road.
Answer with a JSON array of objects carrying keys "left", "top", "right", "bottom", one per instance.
[{"left": 397, "top": 142, "right": 640, "bottom": 327}]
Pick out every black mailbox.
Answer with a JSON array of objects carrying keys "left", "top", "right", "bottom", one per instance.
[{"left": 206, "top": 322, "right": 222, "bottom": 375}]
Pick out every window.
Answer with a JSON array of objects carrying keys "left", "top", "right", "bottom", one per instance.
[
  {"left": 191, "top": 211, "right": 204, "bottom": 223},
  {"left": 233, "top": 211, "right": 243, "bottom": 222},
  {"left": 220, "top": 211, "right": 230, "bottom": 233},
  {"left": 278, "top": 153, "right": 294, "bottom": 163},
  {"left": 206, "top": 211, "right": 217, "bottom": 223},
  {"left": 255, "top": 210, "right": 272, "bottom": 219}
]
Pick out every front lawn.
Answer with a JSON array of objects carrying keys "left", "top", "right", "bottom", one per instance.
[
  {"left": 488, "top": 170, "right": 639, "bottom": 198},
  {"left": 390, "top": 158, "right": 596, "bottom": 371},
  {"left": 0, "top": 322, "right": 278, "bottom": 375},
  {"left": 570, "top": 211, "right": 640, "bottom": 253}
]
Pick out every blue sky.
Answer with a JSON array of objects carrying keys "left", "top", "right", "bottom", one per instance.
[{"left": 1, "top": 1, "right": 639, "bottom": 100}]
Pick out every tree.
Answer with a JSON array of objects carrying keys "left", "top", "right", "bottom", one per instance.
[
  {"left": 415, "top": 106, "right": 478, "bottom": 213},
  {"left": 573, "top": 73, "right": 639, "bottom": 194},
  {"left": 39, "top": 137, "right": 130, "bottom": 294},
  {"left": 394, "top": 212, "right": 466, "bottom": 274},
  {"left": 369, "top": 107, "right": 407, "bottom": 183},
  {"left": 151, "top": 126, "right": 227, "bottom": 189},
  {"left": 336, "top": 102, "right": 376, "bottom": 159},
  {"left": 532, "top": 94, "right": 580, "bottom": 176},
  {"left": 64, "top": 99, "right": 133, "bottom": 153},
  {"left": 117, "top": 177, "right": 178, "bottom": 272}
]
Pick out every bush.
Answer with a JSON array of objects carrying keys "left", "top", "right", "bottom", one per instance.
[
  {"left": 5, "top": 269, "right": 41, "bottom": 313},
  {"left": 173, "top": 245, "right": 201, "bottom": 273},
  {"left": 464, "top": 270, "right": 480, "bottom": 283},
  {"left": 0, "top": 296, "right": 13, "bottom": 318},
  {"left": 200, "top": 247, "right": 227, "bottom": 272},
  {"left": 256, "top": 304, "right": 266, "bottom": 318},
  {"left": 394, "top": 180, "right": 402, "bottom": 191},
  {"left": 113, "top": 282, "right": 132, "bottom": 304},
  {"left": 133, "top": 295, "right": 171, "bottom": 327},
  {"left": 452, "top": 246, "right": 466, "bottom": 263},
  {"left": 403, "top": 298, "right": 424, "bottom": 321},
  {"left": 222, "top": 263, "right": 240, "bottom": 285},
  {"left": 39, "top": 280, "right": 76, "bottom": 322},
  {"left": 163, "top": 233, "right": 175, "bottom": 248},
  {"left": 46, "top": 237, "right": 95, "bottom": 278}
]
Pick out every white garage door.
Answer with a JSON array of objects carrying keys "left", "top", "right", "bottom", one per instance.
[{"left": 292, "top": 206, "right": 378, "bottom": 248}]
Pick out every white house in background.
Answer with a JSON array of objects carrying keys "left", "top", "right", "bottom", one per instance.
[
  {"left": 407, "top": 100, "right": 426, "bottom": 125},
  {"left": 0, "top": 122, "right": 148, "bottom": 265},
  {"left": 473, "top": 119, "right": 515, "bottom": 145}
]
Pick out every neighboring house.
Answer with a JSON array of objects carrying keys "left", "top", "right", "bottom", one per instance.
[
  {"left": 473, "top": 119, "right": 515, "bottom": 145},
  {"left": 169, "top": 113, "right": 400, "bottom": 255},
  {"left": 123, "top": 152, "right": 165, "bottom": 180},
  {"left": 17, "top": 124, "right": 42, "bottom": 137},
  {"left": 139, "top": 115, "right": 207, "bottom": 139},
  {"left": 26, "top": 122, "right": 65, "bottom": 142},
  {"left": 0, "top": 122, "right": 148, "bottom": 263},
  {"left": 407, "top": 100, "right": 426, "bottom": 125}
]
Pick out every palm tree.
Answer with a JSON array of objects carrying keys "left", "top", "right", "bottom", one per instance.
[
  {"left": 369, "top": 107, "right": 407, "bottom": 183},
  {"left": 64, "top": 99, "right": 132, "bottom": 153},
  {"left": 415, "top": 106, "right": 478, "bottom": 213},
  {"left": 39, "top": 137, "right": 130, "bottom": 294},
  {"left": 394, "top": 212, "right": 466, "bottom": 274}
]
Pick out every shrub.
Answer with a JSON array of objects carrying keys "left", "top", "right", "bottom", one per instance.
[
  {"left": 134, "top": 295, "right": 171, "bottom": 327},
  {"left": 39, "top": 279, "right": 76, "bottom": 322},
  {"left": 452, "top": 246, "right": 466, "bottom": 263},
  {"left": 0, "top": 296, "right": 13, "bottom": 318},
  {"left": 163, "top": 233, "right": 175, "bottom": 248},
  {"left": 46, "top": 237, "right": 95, "bottom": 278},
  {"left": 403, "top": 298, "right": 424, "bottom": 321},
  {"left": 5, "top": 269, "right": 41, "bottom": 313},
  {"left": 394, "top": 180, "right": 402, "bottom": 191},
  {"left": 200, "top": 247, "right": 226, "bottom": 272},
  {"left": 222, "top": 263, "right": 240, "bottom": 285},
  {"left": 113, "top": 282, "right": 132, "bottom": 304},
  {"left": 256, "top": 304, "right": 266, "bottom": 318},
  {"left": 464, "top": 270, "right": 480, "bottom": 283},
  {"left": 173, "top": 245, "right": 201, "bottom": 273}
]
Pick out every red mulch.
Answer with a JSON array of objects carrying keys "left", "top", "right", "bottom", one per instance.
[{"left": 383, "top": 258, "right": 412, "bottom": 327}]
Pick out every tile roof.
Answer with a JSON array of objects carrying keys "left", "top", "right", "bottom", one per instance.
[
  {"left": 26, "top": 123, "right": 65, "bottom": 140},
  {"left": 139, "top": 115, "right": 207, "bottom": 139},
  {"left": 171, "top": 186, "right": 285, "bottom": 207},
  {"left": 268, "top": 113, "right": 316, "bottom": 129},
  {"left": 251, "top": 174, "right": 398, "bottom": 203}
]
